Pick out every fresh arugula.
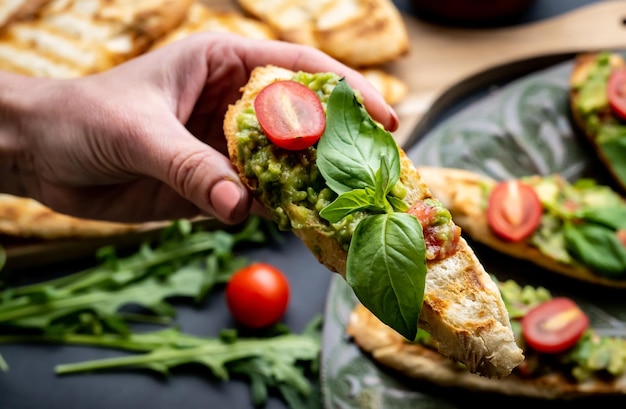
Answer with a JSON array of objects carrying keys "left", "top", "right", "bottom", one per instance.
[
  {"left": 317, "top": 79, "right": 426, "bottom": 341},
  {"left": 0, "top": 317, "right": 322, "bottom": 409},
  {"left": 0, "top": 217, "right": 323, "bottom": 409},
  {"left": 0, "top": 216, "right": 268, "bottom": 339}
]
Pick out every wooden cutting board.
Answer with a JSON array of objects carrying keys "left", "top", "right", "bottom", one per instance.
[{"left": 202, "top": 0, "right": 626, "bottom": 146}]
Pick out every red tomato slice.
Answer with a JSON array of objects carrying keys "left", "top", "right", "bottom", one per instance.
[
  {"left": 522, "top": 297, "right": 589, "bottom": 354},
  {"left": 608, "top": 68, "right": 626, "bottom": 120},
  {"left": 487, "top": 180, "right": 542, "bottom": 242},
  {"left": 254, "top": 80, "right": 326, "bottom": 150},
  {"left": 225, "top": 262, "right": 290, "bottom": 329}
]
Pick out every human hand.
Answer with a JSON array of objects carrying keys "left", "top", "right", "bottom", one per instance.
[{"left": 1, "top": 32, "right": 399, "bottom": 225}]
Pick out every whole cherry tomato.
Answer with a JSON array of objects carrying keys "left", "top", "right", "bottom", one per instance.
[
  {"left": 608, "top": 68, "right": 626, "bottom": 120},
  {"left": 522, "top": 297, "right": 589, "bottom": 354},
  {"left": 226, "top": 262, "right": 290, "bottom": 328},
  {"left": 254, "top": 80, "right": 326, "bottom": 150},
  {"left": 487, "top": 180, "right": 542, "bottom": 242}
]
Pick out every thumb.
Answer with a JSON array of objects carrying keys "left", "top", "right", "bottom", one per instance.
[{"left": 135, "top": 129, "right": 252, "bottom": 225}]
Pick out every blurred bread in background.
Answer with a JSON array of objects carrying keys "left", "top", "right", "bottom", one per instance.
[
  {"left": 0, "top": 0, "right": 193, "bottom": 77},
  {"left": 235, "top": 0, "right": 410, "bottom": 67}
]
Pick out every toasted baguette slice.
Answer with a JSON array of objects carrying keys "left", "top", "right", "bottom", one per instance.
[
  {"left": 0, "top": 0, "right": 51, "bottom": 31},
  {"left": 0, "top": 0, "right": 193, "bottom": 77},
  {"left": 235, "top": 0, "right": 409, "bottom": 67},
  {"left": 348, "top": 302, "right": 626, "bottom": 399},
  {"left": 359, "top": 68, "right": 407, "bottom": 106},
  {"left": 224, "top": 65, "right": 524, "bottom": 378},
  {"left": 416, "top": 166, "right": 626, "bottom": 288},
  {"left": 0, "top": 194, "right": 145, "bottom": 239},
  {"left": 151, "top": 1, "right": 277, "bottom": 49},
  {"left": 570, "top": 52, "right": 626, "bottom": 192}
]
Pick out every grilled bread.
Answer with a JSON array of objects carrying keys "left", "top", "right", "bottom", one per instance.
[
  {"left": 417, "top": 166, "right": 626, "bottom": 288},
  {"left": 224, "top": 65, "right": 524, "bottom": 378},
  {"left": 0, "top": 0, "right": 51, "bottom": 31},
  {"left": 0, "top": 0, "right": 193, "bottom": 77},
  {"left": 152, "top": 1, "right": 278, "bottom": 48},
  {"left": 235, "top": 0, "right": 409, "bottom": 67},
  {"left": 348, "top": 290, "right": 626, "bottom": 399},
  {"left": 0, "top": 194, "right": 142, "bottom": 240}
]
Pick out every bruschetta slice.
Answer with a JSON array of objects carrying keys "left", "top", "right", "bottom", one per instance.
[
  {"left": 570, "top": 51, "right": 626, "bottom": 193},
  {"left": 223, "top": 65, "right": 524, "bottom": 378},
  {"left": 348, "top": 278, "right": 626, "bottom": 399},
  {"left": 417, "top": 166, "right": 626, "bottom": 288}
]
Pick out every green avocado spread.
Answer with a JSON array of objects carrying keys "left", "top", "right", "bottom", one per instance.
[{"left": 235, "top": 72, "right": 360, "bottom": 247}]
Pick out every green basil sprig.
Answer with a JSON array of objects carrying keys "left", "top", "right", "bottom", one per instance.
[
  {"left": 564, "top": 219, "right": 626, "bottom": 278},
  {"left": 317, "top": 79, "right": 426, "bottom": 341}
]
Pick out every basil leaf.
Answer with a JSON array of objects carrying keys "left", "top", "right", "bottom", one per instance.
[
  {"left": 346, "top": 213, "right": 426, "bottom": 341},
  {"left": 319, "top": 188, "right": 380, "bottom": 223},
  {"left": 597, "top": 132, "right": 626, "bottom": 189},
  {"left": 387, "top": 196, "right": 410, "bottom": 213},
  {"left": 578, "top": 206, "right": 626, "bottom": 230},
  {"left": 317, "top": 79, "right": 400, "bottom": 195},
  {"left": 563, "top": 221, "right": 626, "bottom": 277}
]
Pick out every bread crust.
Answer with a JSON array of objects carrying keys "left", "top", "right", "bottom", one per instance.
[
  {"left": 416, "top": 166, "right": 626, "bottom": 288},
  {"left": 224, "top": 65, "right": 524, "bottom": 378},
  {"left": 347, "top": 303, "right": 626, "bottom": 399}
]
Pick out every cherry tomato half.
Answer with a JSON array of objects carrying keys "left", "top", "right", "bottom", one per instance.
[
  {"left": 487, "top": 180, "right": 542, "bottom": 242},
  {"left": 522, "top": 297, "right": 589, "bottom": 354},
  {"left": 608, "top": 68, "right": 626, "bottom": 120},
  {"left": 254, "top": 80, "right": 326, "bottom": 150},
  {"left": 225, "top": 262, "right": 290, "bottom": 329}
]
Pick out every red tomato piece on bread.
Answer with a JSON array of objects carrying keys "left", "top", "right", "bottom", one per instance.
[
  {"left": 487, "top": 180, "right": 542, "bottom": 242},
  {"left": 522, "top": 297, "right": 589, "bottom": 354},
  {"left": 254, "top": 80, "right": 326, "bottom": 150},
  {"left": 608, "top": 68, "right": 626, "bottom": 120}
]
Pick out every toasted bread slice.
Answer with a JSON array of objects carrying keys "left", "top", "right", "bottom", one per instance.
[
  {"left": 347, "top": 302, "right": 626, "bottom": 399},
  {"left": 0, "top": 0, "right": 51, "bottom": 31},
  {"left": 570, "top": 52, "right": 626, "bottom": 192},
  {"left": 151, "top": 1, "right": 277, "bottom": 49},
  {"left": 153, "top": 2, "right": 407, "bottom": 106},
  {"left": 359, "top": 68, "right": 407, "bottom": 106},
  {"left": 235, "top": 0, "right": 409, "bottom": 67},
  {"left": 0, "top": 194, "right": 143, "bottom": 239},
  {"left": 0, "top": 0, "right": 193, "bottom": 77},
  {"left": 416, "top": 166, "right": 626, "bottom": 288},
  {"left": 224, "top": 65, "right": 524, "bottom": 378}
]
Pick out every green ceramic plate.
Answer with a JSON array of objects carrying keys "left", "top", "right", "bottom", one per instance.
[{"left": 321, "top": 55, "right": 626, "bottom": 409}]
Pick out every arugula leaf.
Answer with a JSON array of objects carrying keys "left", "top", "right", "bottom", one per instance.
[
  {"left": 50, "top": 318, "right": 322, "bottom": 409},
  {"left": 317, "top": 79, "right": 400, "bottom": 195},
  {"left": 346, "top": 213, "right": 426, "bottom": 341},
  {"left": 0, "top": 217, "right": 269, "bottom": 335}
]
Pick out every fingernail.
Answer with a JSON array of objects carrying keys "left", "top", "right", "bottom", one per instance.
[
  {"left": 388, "top": 106, "right": 399, "bottom": 131},
  {"left": 209, "top": 179, "right": 247, "bottom": 223}
]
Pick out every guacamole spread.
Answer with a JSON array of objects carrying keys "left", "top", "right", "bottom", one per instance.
[{"left": 573, "top": 51, "right": 626, "bottom": 191}]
